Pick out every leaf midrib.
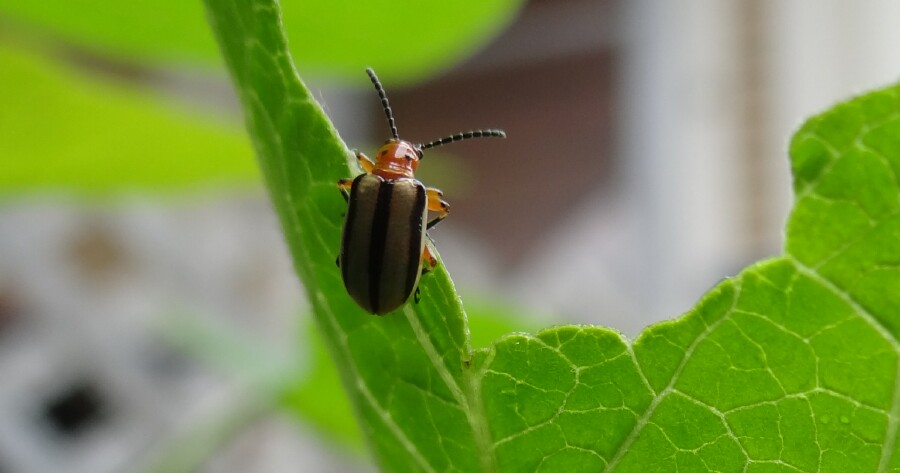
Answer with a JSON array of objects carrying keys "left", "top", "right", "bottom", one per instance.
[{"left": 402, "top": 306, "right": 500, "bottom": 472}]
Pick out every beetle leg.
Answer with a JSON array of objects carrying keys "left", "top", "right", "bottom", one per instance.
[
  {"left": 338, "top": 178, "right": 353, "bottom": 202},
  {"left": 420, "top": 241, "right": 438, "bottom": 275},
  {"left": 414, "top": 287, "right": 421, "bottom": 304},
  {"left": 425, "top": 187, "right": 450, "bottom": 230},
  {"left": 337, "top": 151, "right": 373, "bottom": 202},
  {"left": 355, "top": 150, "right": 375, "bottom": 173}
]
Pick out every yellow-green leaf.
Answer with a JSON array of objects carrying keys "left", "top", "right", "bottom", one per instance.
[
  {"left": 1, "top": 0, "right": 523, "bottom": 83},
  {"left": 0, "top": 44, "right": 257, "bottom": 195}
]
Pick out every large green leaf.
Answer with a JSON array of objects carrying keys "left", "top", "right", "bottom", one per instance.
[
  {"left": 0, "top": 44, "right": 258, "bottom": 194},
  {"left": 204, "top": 2, "right": 490, "bottom": 469},
  {"left": 1, "top": 0, "right": 522, "bottom": 83},
  {"left": 204, "top": 0, "right": 900, "bottom": 470}
]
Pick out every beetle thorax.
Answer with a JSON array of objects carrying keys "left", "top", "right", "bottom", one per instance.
[{"left": 372, "top": 139, "right": 421, "bottom": 180}]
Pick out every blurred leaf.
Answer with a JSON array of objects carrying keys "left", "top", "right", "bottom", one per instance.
[
  {"left": 279, "top": 323, "right": 364, "bottom": 450},
  {"left": 0, "top": 44, "right": 258, "bottom": 194},
  {"left": 206, "top": 0, "right": 900, "bottom": 470},
  {"left": 140, "top": 397, "right": 268, "bottom": 473},
  {"left": 160, "top": 311, "right": 305, "bottom": 397},
  {"left": 463, "top": 297, "right": 542, "bottom": 349},
  {"left": 0, "top": 0, "right": 523, "bottom": 83},
  {"left": 160, "top": 311, "right": 365, "bottom": 452}
]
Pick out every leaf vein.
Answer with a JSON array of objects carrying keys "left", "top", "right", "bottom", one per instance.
[{"left": 603, "top": 278, "right": 743, "bottom": 472}]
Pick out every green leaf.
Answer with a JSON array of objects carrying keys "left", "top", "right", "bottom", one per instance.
[
  {"left": 478, "top": 86, "right": 900, "bottom": 471},
  {"left": 204, "top": 0, "right": 900, "bottom": 470},
  {"left": 0, "top": 44, "right": 258, "bottom": 195},
  {"left": 204, "top": 1, "right": 504, "bottom": 470},
  {"left": 279, "top": 304, "right": 535, "bottom": 453},
  {"left": 1, "top": 0, "right": 523, "bottom": 83}
]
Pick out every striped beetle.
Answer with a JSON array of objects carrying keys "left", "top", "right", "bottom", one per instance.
[{"left": 337, "top": 68, "right": 505, "bottom": 315}]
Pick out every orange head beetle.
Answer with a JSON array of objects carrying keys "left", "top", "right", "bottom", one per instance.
[{"left": 336, "top": 67, "right": 506, "bottom": 314}]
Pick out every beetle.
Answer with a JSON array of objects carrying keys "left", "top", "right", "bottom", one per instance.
[{"left": 337, "top": 67, "right": 505, "bottom": 315}]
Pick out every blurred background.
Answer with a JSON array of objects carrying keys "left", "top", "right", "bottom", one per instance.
[{"left": 1, "top": 0, "right": 899, "bottom": 471}]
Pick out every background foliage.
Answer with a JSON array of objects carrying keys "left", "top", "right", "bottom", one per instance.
[{"left": 0, "top": 0, "right": 522, "bottom": 195}]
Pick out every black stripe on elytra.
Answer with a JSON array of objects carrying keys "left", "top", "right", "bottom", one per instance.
[
  {"left": 369, "top": 181, "right": 394, "bottom": 313},
  {"left": 403, "top": 185, "right": 426, "bottom": 300},
  {"left": 340, "top": 176, "right": 365, "bottom": 285}
]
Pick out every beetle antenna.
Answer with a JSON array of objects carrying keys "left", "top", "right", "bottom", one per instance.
[
  {"left": 419, "top": 129, "right": 507, "bottom": 151},
  {"left": 366, "top": 68, "right": 399, "bottom": 140}
]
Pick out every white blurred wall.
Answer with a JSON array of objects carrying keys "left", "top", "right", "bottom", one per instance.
[{"left": 508, "top": 0, "right": 900, "bottom": 335}]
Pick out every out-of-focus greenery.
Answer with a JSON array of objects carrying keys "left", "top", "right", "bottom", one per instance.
[
  {"left": 0, "top": 0, "right": 524, "bottom": 195},
  {"left": 0, "top": 0, "right": 522, "bottom": 84},
  {"left": 0, "top": 44, "right": 258, "bottom": 195}
]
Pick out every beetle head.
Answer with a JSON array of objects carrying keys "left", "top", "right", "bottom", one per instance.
[
  {"left": 363, "top": 67, "right": 506, "bottom": 180},
  {"left": 372, "top": 139, "right": 422, "bottom": 180}
]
